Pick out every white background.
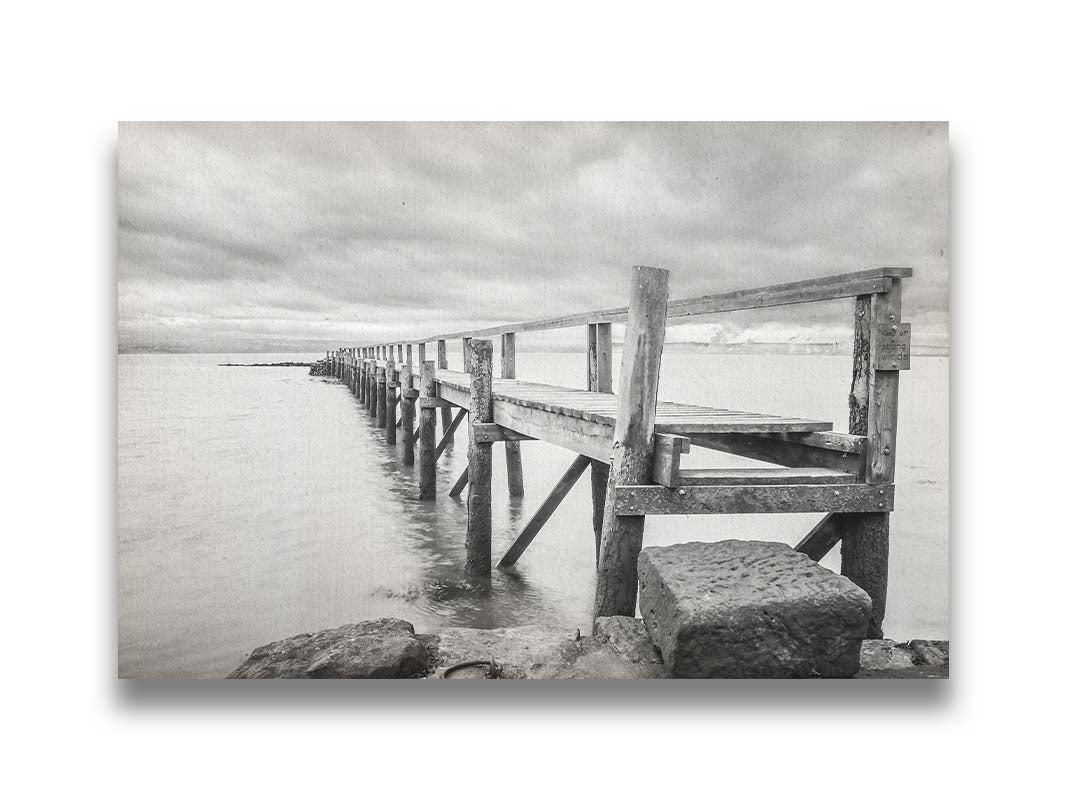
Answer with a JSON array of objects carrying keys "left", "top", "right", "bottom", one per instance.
[{"left": 3, "top": 1, "right": 1063, "bottom": 797}]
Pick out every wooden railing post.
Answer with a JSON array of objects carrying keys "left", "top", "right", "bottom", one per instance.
[
  {"left": 466, "top": 339, "right": 494, "bottom": 574},
  {"left": 376, "top": 365, "right": 387, "bottom": 428},
  {"left": 463, "top": 337, "right": 472, "bottom": 372},
  {"left": 367, "top": 357, "right": 377, "bottom": 418},
  {"left": 437, "top": 339, "right": 454, "bottom": 436},
  {"left": 385, "top": 360, "right": 397, "bottom": 444},
  {"left": 406, "top": 344, "right": 413, "bottom": 365},
  {"left": 588, "top": 322, "right": 612, "bottom": 561},
  {"left": 839, "top": 280, "right": 902, "bottom": 637},
  {"left": 418, "top": 361, "right": 437, "bottom": 499},
  {"left": 418, "top": 342, "right": 426, "bottom": 365},
  {"left": 400, "top": 363, "right": 415, "bottom": 465},
  {"left": 593, "top": 266, "right": 670, "bottom": 618},
  {"left": 501, "top": 331, "right": 524, "bottom": 497}
]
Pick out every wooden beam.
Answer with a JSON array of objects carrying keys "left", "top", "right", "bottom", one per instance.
[
  {"left": 384, "top": 361, "right": 397, "bottom": 444},
  {"left": 400, "top": 364, "right": 415, "bottom": 466},
  {"left": 672, "top": 467, "right": 855, "bottom": 486},
  {"left": 689, "top": 432, "right": 864, "bottom": 477},
  {"left": 449, "top": 465, "right": 469, "bottom": 497},
  {"left": 501, "top": 331, "right": 524, "bottom": 497},
  {"left": 615, "top": 483, "right": 894, "bottom": 515},
  {"left": 417, "top": 361, "right": 437, "bottom": 500},
  {"left": 438, "top": 339, "right": 453, "bottom": 438},
  {"left": 795, "top": 513, "right": 846, "bottom": 561},
  {"left": 594, "top": 266, "right": 671, "bottom": 618},
  {"left": 436, "top": 408, "right": 469, "bottom": 459},
  {"left": 497, "top": 455, "right": 592, "bottom": 568},
  {"left": 589, "top": 322, "right": 612, "bottom": 562},
  {"left": 401, "top": 268, "right": 912, "bottom": 345},
  {"left": 465, "top": 339, "right": 493, "bottom": 575},
  {"left": 650, "top": 433, "right": 690, "bottom": 487},
  {"left": 471, "top": 422, "right": 534, "bottom": 443}
]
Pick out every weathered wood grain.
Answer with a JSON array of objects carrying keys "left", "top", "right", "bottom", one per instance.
[
  {"left": 498, "top": 455, "right": 592, "bottom": 568},
  {"left": 615, "top": 483, "right": 894, "bottom": 515},
  {"left": 384, "top": 361, "right": 397, "bottom": 444},
  {"left": 501, "top": 331, "right": 524, "bottom": 497},
  {"left": 672, "top": 467, "right": 855, "bottom": 486},
  {"left": 400, "top": 364, "right": 415, "bottom": 465},
  {"left": 465, "top": 339, "right": 493, "bottom": 574},
  {"left": 417, "top": 361, "right": 437, "bottom": 500},
  {"left": 595, "top": 266, "right": 670, "bottom": 618}
]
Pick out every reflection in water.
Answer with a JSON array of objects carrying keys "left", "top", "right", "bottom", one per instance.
[{"left": 119, "top": 352, "right": 948, "bottom": 677}]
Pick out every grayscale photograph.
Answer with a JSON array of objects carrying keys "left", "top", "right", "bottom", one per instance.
[{"left": 118, "top": 121, "right": 949, "bottom": 679}]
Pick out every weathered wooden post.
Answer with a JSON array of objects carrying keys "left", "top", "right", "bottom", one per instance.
[
  {"left": 406, "top": 344, "right": 412, "bottom": 365},
  {"left": 593, "top": 266, "right": 670, "bottom": 618},
  {"left": 437, "top": 339, "right": 453, "bottom": 438},
  {"left": 466, "top": 339, "right": 494, "bottom": 574},
  {"left": 838, "top": 279, "right": 903, "bottom": 638},
  {"left": 501, "top": 331, "right": 524, "bottom": 497},
  {"left": 463, "top": 337, "right": 472, "bottom": 372},
  {"left": 588, "top": 322, "right": 612, "bottom": 560},
  {"left": 385, "top": 361, "right": 398, "bottom": 443},
  {"left": 368, "top": 359, "right": 378, "bottom": 419},
  {"left": 418, "top": 361, "right": 437, "bottom": 499},
  {"left": 418, "top": 342, "right": 426, "bottom": 364},
  {"left": 360, "top": 355, "right": 368, "bottom": 405},
  {"left": 400, "top": 363, "right": 416, "bottom": 465},
  {"left": 376, "top": 365, "right": 387, "bottom": 428}
]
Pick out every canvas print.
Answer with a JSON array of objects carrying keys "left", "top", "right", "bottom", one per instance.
[{"left": 118, "top": 121, "right": 949, "bottom": 679}]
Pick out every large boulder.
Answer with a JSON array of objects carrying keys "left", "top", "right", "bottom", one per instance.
[
  {"left": 228, "top": 618, "right": 429, "bottom": 678},
  {"left": 638, "top": 540, "right": 872, "bottom": 678}
]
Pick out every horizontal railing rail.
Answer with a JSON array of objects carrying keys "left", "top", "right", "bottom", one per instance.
[{"left": 353, "top": 267, "right": 911, "bottom": 348}]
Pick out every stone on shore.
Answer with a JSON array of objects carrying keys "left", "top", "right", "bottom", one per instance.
[
  {"left": 228, "top": 618, "right": 429, "bottom": 678},
  {"left": 419, "top": 621, "right": 665, "bottom": 679},
  {"left": 638, "top": 540, "right": 872, "bottom": 678},
  {"left": 308, "top": 360, "right": 329, "bottom": 376}
]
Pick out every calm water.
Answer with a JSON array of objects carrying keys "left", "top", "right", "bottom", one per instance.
[{"left": 118, "top": 351, "right": 949, "bottom": 677}]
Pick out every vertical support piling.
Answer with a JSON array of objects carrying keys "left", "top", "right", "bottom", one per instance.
[
  {"left": 385, "top": 360, "right": 397, "bottom": 444},
  {"left": 466, "top": 339, "right": 494, "bottom": 575},
  {"left": 588, "top": 322, "right": 613, "bottom": 562},
  {"left": 376, "top": 366, "right": 387, "bottom": 428},
  {"left": 593, "top": 267, "right": 670, "bottom": 618},
  {"left": 501, "top": 331, "right": 524, "bottom": 497},
  {"left": 400, "top": 363, "right": 415, "bottom": 465},
  {"left": 367, "top": 358, "right": 377, "bottom": 418},
  {"left": 438, "top": 339, "right": 453, "bottom": 435},
  {"left": 839, "top": 282, "right": 901, "bottom": 638},
  {"left": 418, "top": 361, "right": 437, "bottom": 499}
]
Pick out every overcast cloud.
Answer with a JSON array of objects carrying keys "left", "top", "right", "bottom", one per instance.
[{"left": 118, "top": 122, "right": 948, "bottom": 353}]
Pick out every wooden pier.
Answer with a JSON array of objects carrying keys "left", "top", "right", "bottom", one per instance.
[{"left": 322, "top": 266, "right": 911, "bottom": 635}]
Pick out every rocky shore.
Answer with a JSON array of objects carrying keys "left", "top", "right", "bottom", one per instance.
[
  {"left": 228, "top": 616, "right": 948, "bottom": 679},
  {"left": 218, "top": 361, "right": 316, "bottom": 367}
]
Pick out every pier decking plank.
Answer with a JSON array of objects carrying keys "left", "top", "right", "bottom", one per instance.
[{"left": 423, "top": 369, "right": 832, "bottom": 435}]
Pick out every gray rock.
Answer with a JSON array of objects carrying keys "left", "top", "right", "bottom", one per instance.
[
  {"left": 638, "top": 540, "right": 872, "bottom": 678},
  {"left": 593, "top": 616, "right": 663, "bottom": 664},
  {"left": 419, "top": 623, "right": 666, "bottom": 679},
  {"left": 308, "top": 360, "right": 329, "bottom": 376},
  {"left": 909, "top": 639, "right": 949, "bottom": 667},
  {"left": 228, "top": 618, "right": 429, "bottom": 678},
  {"left": 860, "top": 638, "right": 919, "bottom": 670}
]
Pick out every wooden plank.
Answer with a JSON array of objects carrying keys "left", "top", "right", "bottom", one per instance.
[
  {"left": 689, "top": 432, "right": 864, "bottom": 477},
  {"left": 673, "top": 467, "right": 855, "bottom": 486},
  {"left": 465, "top": 339, "right": 493, "bottom": 574},
  {"left": 650, "top": 434, "right": 690, "bottom": 487},
  {"left": 615, "top": 483, "right": 894, "bottom": 515},
  {"left": 385, "top": 267, "right": 912, "bottom": 345},
  {"left": 500, "top": 330, "right": 524, "bottom": 497},
  {"left": 449, "top": 465, "right": 469, "bottom": 497},
  {"left": 400, "top": 364, "right": 415, "bottom": 466},
  {"left": 794, "top": 513, "right": 845, "bottom": 561},
  {"left": 438, "top": 339, "right": 453, "bottom": 437},
  {"left": 417, "top": 361, "right": 437, "bottom": 500},
  {"left": 471, "top": 422, "right": 535, "bottom": 443},
  {"left": 384, "top": 361, "right": 397, "bottom": 444},
  {"left": 497, "top": 455, "right": 592, "bottom": 568},
  {"left": 436, "top": 408, "right": 469, "bottom": 458},
  {"left": 594, "top": 266, "right": 671, "bottom": 618},
  {"left": 588, "top": 321, "right": 612, "bottom": 562}
]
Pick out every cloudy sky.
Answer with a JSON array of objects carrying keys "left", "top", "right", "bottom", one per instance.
[{"left": 118, "top": 122, "right": 947, "bottom": 353}]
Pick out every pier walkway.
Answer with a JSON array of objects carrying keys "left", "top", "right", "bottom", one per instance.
[{"left": 320, "top": 265, "right": 911, "bottom": 636}]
